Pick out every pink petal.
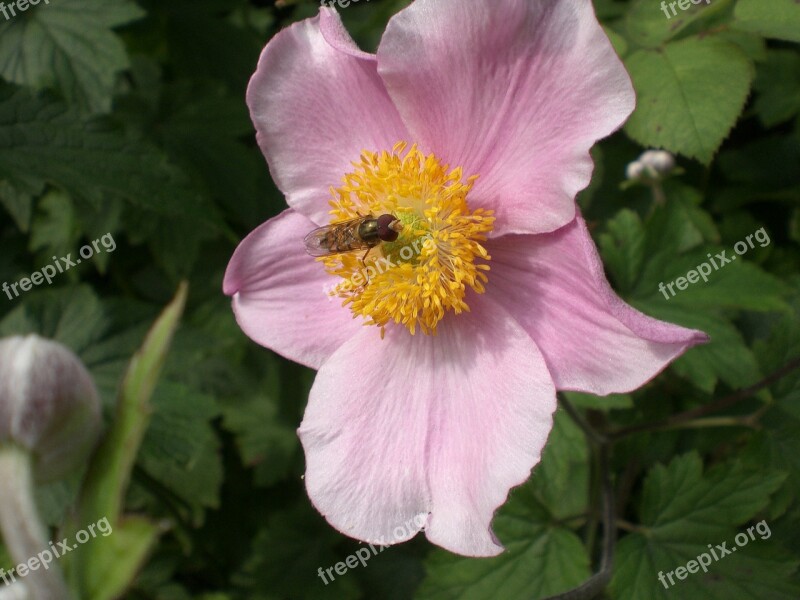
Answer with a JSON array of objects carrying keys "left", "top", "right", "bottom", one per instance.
[
  {"left": 246, "top": 8, "right": 409, "bottom": 226},
  {"left": 223, "top": 209, "right": 361, "bottom": 369},
  {"left": 377, "top": 0, "right": 635, "bottom": 236},
  {"left": 487, "top": 215, "right": 708, "bottom": 395},
  {"left": 298, "top": 295, "right": 556, "bottom": 557}
]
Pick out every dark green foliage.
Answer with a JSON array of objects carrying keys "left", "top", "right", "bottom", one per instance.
[{"left": 0, "top": 0, "right": 798, "bottom": 598}]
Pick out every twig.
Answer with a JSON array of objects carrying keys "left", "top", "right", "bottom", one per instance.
[
  {"left": 610, "top": 356, "right": 800, "bottom": 440},
  {"left": 541, "top": 398, "right": 615, "bottom": 600}
]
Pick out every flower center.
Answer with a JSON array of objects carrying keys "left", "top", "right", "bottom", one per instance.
[{"left": 320, "top": 142, "right": 494, "bottom": 336}]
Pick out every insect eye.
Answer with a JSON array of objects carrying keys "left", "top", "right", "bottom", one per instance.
[{"left": 376, "top": 214, "right": 402, "bottom": 242}]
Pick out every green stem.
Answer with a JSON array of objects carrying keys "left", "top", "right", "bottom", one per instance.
[
  {"left": 639, "top": 415, "right": 758, "bottom": 433},
  {"left": 610, "top": 356, "right": 800, "bottom": 440},
  {"left": 0, "top": 445, "right": 71, "bottom": 600},
  {"left": 542, "top": 398, "right": 616, "bottom": 600},
  {"left": 650, "top": 182, "right": 666, "bottom": 206}
]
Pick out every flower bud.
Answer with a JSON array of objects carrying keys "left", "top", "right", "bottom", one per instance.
[
  {"left": 639, "top": 149, "right": 675, "bottom": 175},
  {"left": 0, "top": 335, "right": 101, "bottom": 482},
  {"left": 625, "top": 150, "right": 676, "bottom": 184},
  {"left": 625, "top": 160, "right": 646, "bottom": 181}
]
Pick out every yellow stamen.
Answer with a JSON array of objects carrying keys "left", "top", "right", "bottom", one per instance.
[{"left": 320, "top": 142, "right": 494, "bottom": 336}]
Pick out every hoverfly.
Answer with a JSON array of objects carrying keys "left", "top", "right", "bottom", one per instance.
[{"left": 304, "top": 213, "right": 403, "bottom": 262}]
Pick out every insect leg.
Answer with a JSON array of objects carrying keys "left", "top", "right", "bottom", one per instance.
[{"left": 361, "top": 246, "right": 381, "bottom": 284}]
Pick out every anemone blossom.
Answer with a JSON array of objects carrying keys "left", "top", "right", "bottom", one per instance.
[{"left": 223, "top": 0, "right": 708, "bottom": 557}]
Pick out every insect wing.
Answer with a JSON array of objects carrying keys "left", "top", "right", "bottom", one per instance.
[
  {"left": 303, "top": 218, "right": 368, "bottom": 257},
  {"left": 303, "top": 225, "right": 336, "bottom": 257}
]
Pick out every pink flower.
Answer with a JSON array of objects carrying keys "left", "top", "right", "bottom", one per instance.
[{"left": 224, "top": 0, "right": 707, "bottom": 557}]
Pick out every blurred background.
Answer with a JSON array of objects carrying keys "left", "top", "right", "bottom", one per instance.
[{"left": 0, "top": 0, "right": 799, "bottom": 598}]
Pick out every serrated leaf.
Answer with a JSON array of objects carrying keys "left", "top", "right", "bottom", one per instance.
[
  {"left": 671, "top": 185, "right": 720, "bottom": 243},
  {"left": 624, "top": 36, "right": 754, "bottom": 164},
  {"left": 137, "top": 381, "right": 223, "bottom": 522},
  {"left": 234, "top": 505, "right": 362, "bottom": 600},
  {"left": 598, "top": 208, "right": 646, "bottom": 294},
  {"left": 634, "top": 301, "right": 760, "bottom": 392},
  {"left": 609, "top": 453, "right": 797, "bottom": 600},
  {"left": 417, "top": 483, "right": 591, "bottom": 600},
  {"left": 29, "top": 188, "right": 79, "bottom": 259},
  {"left": 0, "top": 285, "right": 107, "bottom": 353},
  {"left": 734, "top": 0, "right": 800, "bottom": 43},
  {"left": 222, "top": 391, "right": 298, "bottom": 487},
  {"left": 639, "top": 250, "right": 788, "bottom": 311},
  {"left": 0, "top": 86, "right": 218, "bottom": 227},
  {"left": 0, "top": 0, "right": 145, "bottom": 113},
  {"left": 155, "top": 82, "right": 271, "bottom": 229},
  {"left": 529, "top": 410, "right": 589, "bottom": 519},
  {"left": 641, "top": 186, "right": 711, "bottom": 256}
]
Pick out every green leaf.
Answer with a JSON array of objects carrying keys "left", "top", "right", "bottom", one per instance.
[
  {"left": 234, "top": 505, "right": 362, "bottom": 600},
  {"left": 529, "top": 410, "right": 589, "bottom": 519},
  {"left": 0, "top": 86, "right": 219, "bottom": 227},
  {"left": 598, "top": 208, "right": 646, "bottom": 294},
  {"left": 418, "top": 479, "right": 591, "bottom": 599},
  {"left": 164, "top": 4, "right": 263, "bottom": 93},
  {"left": 64, "top": 283, "right": 188, "bottom": 600},
  {"left": 29, "top": 188, "right": 79, "bottom": 260},
  {"left": 563, "top": 391, "right": 633, "bottom": 410},
  {"left": 734, "top": 0, "right": 800, "bottom": 43},
  {"left": 0, "top": 285, "right": 108, "bottom": 353},
  {"left": 82, "top": 516, "right": 163, "bottom": 600},
  {"left": 137, "top": 381, "right": 223, "bottom": 523},
  {"left": 712, "top": 29, "right": 767, "bottom": 62},
  {"left": 603, "top": 25, "right": 629, "bottom": 57},
  {"left": 222, "top": 382, "right": 298, "bottom": 487},
  {"left": 415, "top": 452, "right": 590, "bottom": 600},
  {"left": 609, "top": 453, "right": 798, "bottom": 600},
  {"left": 634, "top": 301, "right": 761, "bottom": 392},
  {"left": 640, "top": 186, "right": 714, "bottom": 257},
  {"left": 0, "top": 179, "right": 39, "bottom": 231},
  {"left": 749, "top": 303, "right": 800, "bottom": 478},
  {"left": 638, "top": 249, "right": 789, "bottom": 311},
  {"left": 155, "top": 82, "right": 271, "bottom": 230},
  {"left": 754, "top": 50, "right": 800, "bottom": 128},
  {"left": 632, "top": 198, "right": 787, "bottom": 311},
  {"left": 625, "top": 0, "right": 733, "bottom": 49},
  {"left": 0, "top": 0, "right": 145, "bottom": 113},
  {"left": 670, "top": 184, "right": 720, "bottom": 244},
  {"left": 624, "top": 36, "right": 754, "bottom": 164}
]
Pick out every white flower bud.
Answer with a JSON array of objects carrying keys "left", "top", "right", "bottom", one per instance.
[
  {"left": 639, "top": 150, "right": 675, "bottom": 175},
  {"left": 625, "top": 160, "right": 646, "bottom": 181},
  {"left": 0, "top": 335, "right": 101, "bottom": 482}
]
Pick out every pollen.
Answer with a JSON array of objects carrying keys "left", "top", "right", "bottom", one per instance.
[{"left": 320, "top": 142, "right": 494, "bottom": 336}]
